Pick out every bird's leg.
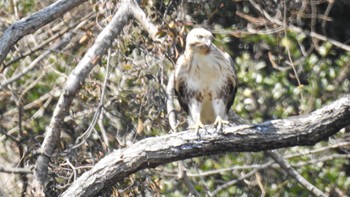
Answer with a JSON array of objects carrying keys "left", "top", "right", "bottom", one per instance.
[
  {"left": 211, "top": 99, "right": 230, "bottom": 132},
  {"left": 189, "top": 120, "right": 205, "bottom": 136},
  {"left": 188, "top": 101, "right": 204, "bottom": 136},
  {"left": 213, "top": 116, "right": 230, "bottom": 132}
]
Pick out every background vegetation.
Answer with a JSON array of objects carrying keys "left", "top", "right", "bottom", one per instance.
[{"left": 0, "top": 0, "right": 349, "bottom": 196}]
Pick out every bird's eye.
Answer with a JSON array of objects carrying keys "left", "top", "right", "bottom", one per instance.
[{"left": 197, "top": 35, "right": 203, "bottom": 39}]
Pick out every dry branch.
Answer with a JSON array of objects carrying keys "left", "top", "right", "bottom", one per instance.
[
  {"left": 248, "top": 0, "right": 350, "bottom": 52},
  {"left": 33, "top": 0, "right": 131, "bottom": 189},
  {"left": 267, "top": 151, "right": 326, "bottom": 197},
  {"left": 62, "top": 95, "right": 350, "bottom": 196},
  {"left": 0, "top": 167, "right": 32, "bottom": 174},
  {"left": 0, "top": 33, "right": 72, "bottom": 90},
  {"left": 31, "top": 0, "right": 159, "bottom": 194},
  {"left": 0, "top": 0, "right": 88, "bottom": 65}
]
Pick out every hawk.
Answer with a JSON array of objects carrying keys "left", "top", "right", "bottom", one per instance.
[{"left": 174, "top": 28, "right": 237, "bottom": 132}]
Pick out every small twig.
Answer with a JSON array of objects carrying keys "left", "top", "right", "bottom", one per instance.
[
  {"left": 0, "top": 166, "right": 32, "bottom": 174},
  {"left": 286, "top": 141, "right": 350, "bottom": 158},
  {"left": 283, "top": 1, "right": 302, "bottom": 87},
  {"left": 187, "top": 162, "right": 274, "bottom": 177},
  {"left": 65, "top": 158, "right": 77, "bottom": 181},
  {"left": 236, "top": 11, "right": 267, "bottom": 26},
  {"left": 292, "top": 153, "right": 350, "bottom": 168},
  {"left": 321, "top": 1, "right": 334, "bottom": 35},
  {"left": 0, "top": 0, "right": 88, "bottom": 65},
  {"left": 267, "top": 151, "right": 326, "bottom": 197},
  {"left": 208, "top": 168, "right": 259, "bottom": 196},
  {"left": 73, "top": 48, "right": 111, "bottom": 149},
  {"left": 1, "top": 92, "right": 54, "bottom": 144},
  {"left": 2, "top": 12, "right": 94, "bottom": 68},
  {"left": 98, "top": 112, "right": 110, "bottom": 147},
  {"left": 255, "top": 171, "right": 266, "bottom": 197},
  {"left": 0, "top": 33, "right": 72, "bottom": 90},
  {"left": 249, "top": 0, "right": 350, "bottom": 52},
  {"left": 297, "top": 0, "right": 308, "bottom": 25},
  {"left": 282, "top": 1, "right": 304, "bottom": 112},
  {"left": 177, "top": 162, "right": 200, "bottom": 197},
  {"left": 166, "top": 71, "right": 178, "bottom": 132},
  {"left": 310, "top": 0, "right": 320, "bottom": 50},
  {"left": 20, "top": 70, "right": 47, "bottom": 97}
]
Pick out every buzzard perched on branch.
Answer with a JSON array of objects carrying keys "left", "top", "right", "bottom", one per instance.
[{"left": 174, "top": 28, "right": 238, "bottom": 132}]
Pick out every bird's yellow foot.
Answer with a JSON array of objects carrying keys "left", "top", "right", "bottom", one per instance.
[
  {"left": 213, "top": 116, "right": 229, "bottom": 131},
  {"left": 189, "top": 121, "right": 205, "bottom": 135}
]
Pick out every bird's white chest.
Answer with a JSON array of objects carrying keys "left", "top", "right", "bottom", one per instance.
[{"left": 186, "top": 53, "right": 227, "bottom": 95}]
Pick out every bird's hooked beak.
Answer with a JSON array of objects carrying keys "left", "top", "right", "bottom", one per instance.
[
  {"left": 199, "top": 38, "right": 211, "bottom": 54},
  {"left": 203, "top": 38, "right": 212, "bottom": 48},
  {"left": 188, "top": 37, "right": 212, "bottom": 54}
]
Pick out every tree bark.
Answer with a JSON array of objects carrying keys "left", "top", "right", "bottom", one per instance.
[
  {"left": 0, "top": 0, "right": 88, "bottom": 66},
  {"left": 61, "top": 95, "right": 350, "bottom": 197}
]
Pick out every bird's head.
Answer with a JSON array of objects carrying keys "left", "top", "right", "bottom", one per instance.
[{"left": 185, "top": 28, "right": 213, "bottom": 54}]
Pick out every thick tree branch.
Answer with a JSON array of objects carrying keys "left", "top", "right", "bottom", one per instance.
[
  {"left": 0, "top": 0, "right": 88, "bottom": 65},
  {"left": 32, "top": 0, "right": 159, "bottom": 194},
  {"left": 62, "top": 95, "right": 350, "bottom": 196},
  {"left": 32, "top": 0, "right": 132, "bottom": 192}
]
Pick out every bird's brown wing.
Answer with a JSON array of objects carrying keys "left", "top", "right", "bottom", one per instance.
[
  {"left": 175, "top": 79, "right": 190, "bottom": 114},
  {"left": 224, "top": 77, "right": 237, "bottom": 113},
  {"left": 223, "top": 53, "right": 238, "bottom": 113},
  {"left": 174, "top": 55, "right": 190, "bottom": 114}
]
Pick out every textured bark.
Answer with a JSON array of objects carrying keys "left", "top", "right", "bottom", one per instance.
[
  {"left": 0, "top": 0, "right": 88, "bottom": 65},
  {"left": 62, "top": 95, "right": 350, "bottom": 197}
]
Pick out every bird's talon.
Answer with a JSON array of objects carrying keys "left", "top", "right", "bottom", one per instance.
[
  {"left": 189, "top": 121, "right": 205, "bottom": 135},
  {"left": 213, "top": 117, "right": 230, "bottom": 132}
]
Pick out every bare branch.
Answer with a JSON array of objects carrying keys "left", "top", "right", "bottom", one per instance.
[
  {"left": 208, "top": 168, "right": 259, "bottom": 196},
  {"left": 248, "top": 0, "right": 350, "bottom": 52},
  {"left": 62, "top": 95, "right": 350, "bottom": 196},
  {"left": 167, "top": 71, "right": 178, "bottom": 132},
  {"left": 177, "top": 162, "right": 201, "bottom": 197},
  {"left": 0, "top": 0, "right": 88, "bottom": 65},
  {"left": 32, "top": 0, "right": 159, "bottom": 194},
  {"left": 0, "top": 167, "right": 32, "bottom": 174},
  {"left": 2, "top": 12, "right": 95, "bottom": 68},
  {"left": 130, "top": 2, "right": 158, "bottom": 40},
  {"left": 32, "top": 0, "right": 133, "bottom": 192},
  {"left": 267, "top": 151, "right": 326, "bottom": 197},
  {"left": 0, "top": 33, "right": 72, "bottom": 90}
]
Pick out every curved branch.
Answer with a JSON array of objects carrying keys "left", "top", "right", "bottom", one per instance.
[
  {"left": 0, "top": 0, "right": 88, "bottom": 65},
  {"left": 33, "top": 0, "right": 133, "bottom": 191},
  {"left": 62, "top": 95, "right": 350, "bottom": 196},
  {"left": 32, "top": 0, "right": 159, "bottom": 194}
]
